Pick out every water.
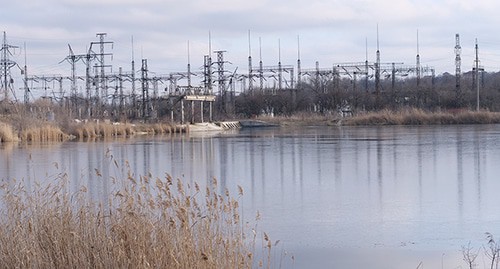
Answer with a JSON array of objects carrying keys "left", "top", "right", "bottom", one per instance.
[{"left": 2, "top": 125, "right": 500, "bottom": 268}]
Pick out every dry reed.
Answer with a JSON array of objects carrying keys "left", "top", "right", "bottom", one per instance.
[
  {"left": 20, "top": 126, "right": 69, "bottom": 142},
  {"left": 68, "top": 122, "right": 135, "bottom": 139},
  {"left": 257, "top": 112, "right": 338, "bottom": 126},
  {"left": 134, "top": 123, "right": 182, "bottom": 135},
  {"left": 343, "top": 109, "right": 500, "bottom": 126},
  {"left": 0, "top": 167, "right": 264, "bottom": 268},
  {"left": 0, "top": 121, "right": 18, "bottom": 142}
]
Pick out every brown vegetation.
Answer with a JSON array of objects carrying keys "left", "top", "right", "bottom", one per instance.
[
  {"left": 343, "top": 109, "right": 500, "bottom": 126},
  {"left": 0, "top": 169, "right": 264, "bottom": 268},
  {"left": 0, "top": 121, "right": 18, "bottom": 142},
  {"left": 257, "top": 112, "right": 339, "bottom": 126},
  {"left": 134, "top": 123, "right": 179, "bottom": 135},
  {"left": 20, "top": 126, "right": 69, "bottom": 142},
  {"left": 67, "top": 122, "right": 135, "bottom": 139},
  {"left": 0, "top": 115, "right": 186, "bottom": 143}
]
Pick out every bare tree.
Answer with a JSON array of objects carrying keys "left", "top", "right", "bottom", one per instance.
[{"left": 462, "top": 242, "right": 479, "bottom": 269}]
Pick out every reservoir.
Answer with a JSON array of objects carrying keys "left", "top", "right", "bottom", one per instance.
[{"left": 1, "top": 125, "right": 500, "bottom": 268}]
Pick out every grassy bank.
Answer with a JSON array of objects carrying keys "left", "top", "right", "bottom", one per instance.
[
  {"left": 342, "top": 109, "right": 500, "bottom": 126},
  {"left": 256, "top": 109, "right": 500, "bottom": 127},
  {"left": 2, "top": 109, "right": 500, "bottom": 143},
  {"left": 0, "top": 118, "right": 186, "bottom": 143},
  {"left": 0, "top": 172, "right": 266, "bottom": 268},
  {"left": 256, "top": 112, "right": 339, "bottom": 126}
]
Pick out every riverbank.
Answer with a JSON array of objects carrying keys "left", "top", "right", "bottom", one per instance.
[
  {"left": 2, "top": 109, "right": 500, "bottom": 143},
  {"left": 256, "top": 109, "right": 500, "bottom": 127},
  {"left": 0, "top": 115, "right": 187, "bottom": 143},
  {"left": 342, "top": 109, "right": 500, "bottom": 126}
]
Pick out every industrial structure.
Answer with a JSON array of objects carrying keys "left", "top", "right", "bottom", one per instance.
[{"left": 2, "top": 30, "right": 480, "bottom": 122}]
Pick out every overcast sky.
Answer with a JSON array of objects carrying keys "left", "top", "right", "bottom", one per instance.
[{"left": 3, "top": 0, "right": 500, "bottom": 84}]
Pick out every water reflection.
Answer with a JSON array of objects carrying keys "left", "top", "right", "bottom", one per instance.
[
  {"left": 1, "top": 125, "right": 500, "bottom": 262},
  {"left": 457, "top": 128, "right": 464, "bottom": 218}
]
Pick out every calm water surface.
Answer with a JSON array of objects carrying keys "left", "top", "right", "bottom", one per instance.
[{"left": 2, "top": 125, "right": 500, "bottom": 268}]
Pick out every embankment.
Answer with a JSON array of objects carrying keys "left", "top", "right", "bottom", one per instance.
[
  {"left": 342, "top": 109, "right": 500, "bottom": 126},
  {"left": 257, "top": 109, "right": 500, "bottom": 127}
]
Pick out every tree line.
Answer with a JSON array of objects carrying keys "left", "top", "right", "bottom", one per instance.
[{"left": 232, "top": 71, "right": 500, "bottom": 118}]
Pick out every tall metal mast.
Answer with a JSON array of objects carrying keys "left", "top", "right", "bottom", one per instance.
[
  {"left": 259, "top": 37, "right": 263, "bottom": 91},
  {"left": 416, "top": 30, "right": 421, "bottom": 87},
  {"left": 141, "top": 59, "right": 149, "bottom": 118},
  {"left": 375, "top": 25, "right": 381, "bottom": 95},
  {"left": 248, "top": 30, "right": 253, "bottom": 94},
  {"left": 278, "top": 38, "right": 282, "bottom": 92},
  {"left": 297, "top": 35, "right": 301, "bottom": 87},
  {"left": 365, "top": 37, "right": 369, "bottom": 92},
  {"left": 187, "top": 40, "right": 192, "bottom": 88},
  {"left": 475, "top": 39, "right": 480, "bottom": 111},
  {"left": 455, "top": 34, "right": 461, "bottom": 102},
  {"left": 131, "top": 36, "right": 136, "bottom": 107},
  {"left": 22, "top": 42, "right": 30, "bottom": 104}
]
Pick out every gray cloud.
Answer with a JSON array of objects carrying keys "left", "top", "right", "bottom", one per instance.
[{"left": 2, "top": 0, "right": 500, "bottom": 83}]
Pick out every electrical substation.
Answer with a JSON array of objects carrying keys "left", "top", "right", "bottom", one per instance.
[{"left": 1, "top": 30, "right": 482, "bottom": 123}]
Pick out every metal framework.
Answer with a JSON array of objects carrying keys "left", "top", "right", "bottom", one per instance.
[
  {"left": 1, "top": 32, "right": 18, "bottom": 101},
  {"left": 455, "top": 34, "right": 461, "bottom": 99},
  {"left": 8, "top": 31, "right": 442, "bottom": 122}
]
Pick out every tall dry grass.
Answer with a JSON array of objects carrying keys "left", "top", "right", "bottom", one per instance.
[
  {"left": 343, "top": 109, "right": 500, "bottom": 126},
  {"left": 0, "top": 121, "right": 18, "bottom": 142},
  {"left": 134, "top": 123, "right": 184, "bottom": 135},
  {"left": 68, "top": 122, "right": 135, "bottom": 139},
  {"left": 20, "top": 126, "right": 69, "bottom": 142},
  {"left": 257, "top": 112, "right": 338, "bottom": 126},
  {"left": 67, "top": 122, "right": 186, "bottom": 140},
  {"left": 0, "top": 168, "right": 269, "bottom": 268}
]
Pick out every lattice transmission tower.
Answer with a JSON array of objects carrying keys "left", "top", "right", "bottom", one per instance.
[
  {"left": 90, "top": 33, "right": 113, "bottom": 104},
  {"left": 0, "top": 32, "right": 18, "bottom": 102},
  {"left": 455, "top": 34, "right": 461, "bottom": 102}
]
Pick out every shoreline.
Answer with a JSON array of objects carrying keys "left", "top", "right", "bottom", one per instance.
[
  {"left": 2, "top": 109, "right": 500, "bottom": 143},
  {"left": 257, "top": 109, "right": 500, "bottom": 127}
]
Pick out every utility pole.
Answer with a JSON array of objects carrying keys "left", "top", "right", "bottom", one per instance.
[{"left": 455, "top": 34, "right": 461, "bottom": 103}]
